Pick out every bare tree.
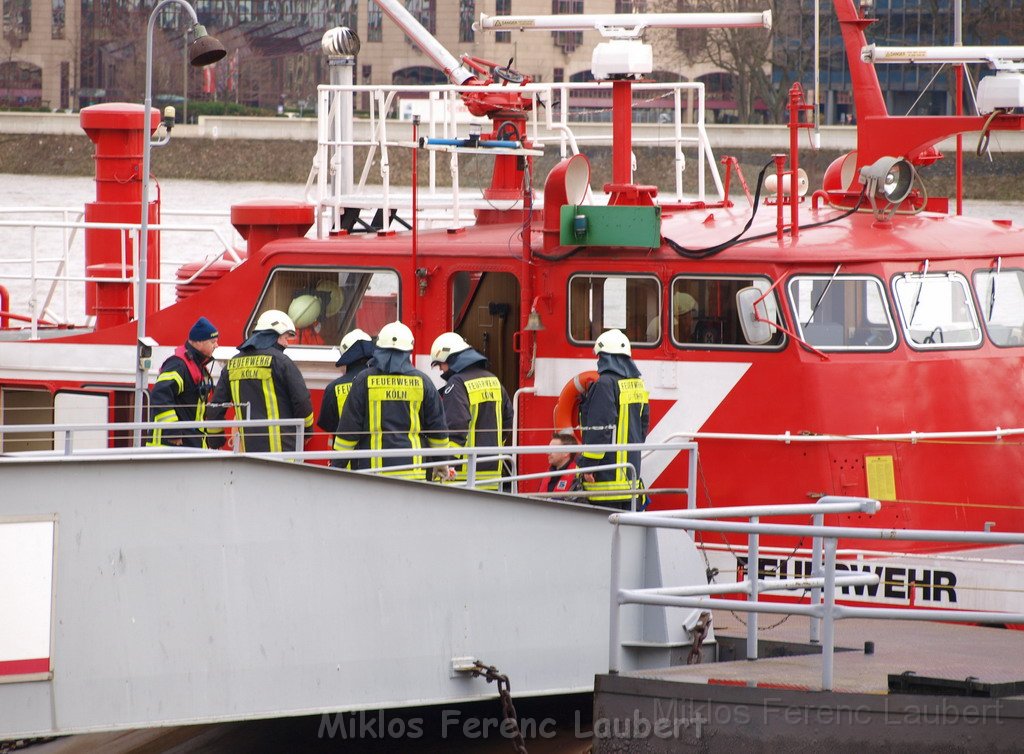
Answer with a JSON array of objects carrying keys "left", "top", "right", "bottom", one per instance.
[{"left": 650, "top": 0, "right": 802, "bottom": 123}]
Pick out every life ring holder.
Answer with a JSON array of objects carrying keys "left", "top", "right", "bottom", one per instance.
[{"left": 553, "top": 371, "right": 599, "bottom": 440}]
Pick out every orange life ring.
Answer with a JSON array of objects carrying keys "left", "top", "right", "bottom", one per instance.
[{"left": 553, "top": 371, "right": 599, "bottom": 439}]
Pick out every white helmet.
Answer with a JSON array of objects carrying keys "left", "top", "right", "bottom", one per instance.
[
  {"left": 254, "top": 309, "right": 296, "bottom": 335},
  {"left": 430, "top": 332, "right": 471, "bottom": 365},
  {"left": 593, "top": 328, "right": 631, "bottom": 356},
  {"left": 376, "top": 321, "right": 414, "bottom": 352},
  {"left": 339, "top": 328, "right": 372, "bottom": 354}
]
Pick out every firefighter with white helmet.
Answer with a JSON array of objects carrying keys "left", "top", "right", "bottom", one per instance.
[
  {"left": 334, "top": 321, "right": 449, "bottom": 479},
  {"left": 429, "top": 331, "right": 513, "bottom": 489},
  {"left": 207, "top": 309, "right": 314, "bottom": 453},
  {"left": 579, "top": 329, "right": 650, "bottom": 509},
  {"left": 318, "top": 328, "right": 375, "bottom": 466}
]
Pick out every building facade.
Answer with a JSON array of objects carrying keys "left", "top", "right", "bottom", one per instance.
[
  {"left": 1, "top": 0, "right": 79, "bottom": 109},
  {"left": 2, "top": 1, "right": 1019, "bottom": 122}
]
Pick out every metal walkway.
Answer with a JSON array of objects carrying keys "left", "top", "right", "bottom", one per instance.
[{"left": 594, "top": 615, "right": 1024, "bottom": 752}]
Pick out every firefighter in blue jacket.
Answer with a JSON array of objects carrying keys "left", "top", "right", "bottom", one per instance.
[
  {"left": 579, "top": 329, "right": 650, "bottom": 509},
  {"left": 207, "top": 309, "right": 314, "bottom": 453},
  {"left": 334, "top": 321, "right": 449, "bottom": 479},
  {"left": 148, "top": 316, "right": 223, "bottom": 448},
  {"left": 429, "top": 331, "right": 513, "bottom": 488},
  {"left": 319, "top": 328, "right": 374, "bottom": 467}
]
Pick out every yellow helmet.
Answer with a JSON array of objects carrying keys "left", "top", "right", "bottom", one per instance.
[
  {"left": 287, "top": 294, "right": 322, "bottom": 329},
  {"left": 674, "top": 291, "right": 698, "bottom": 316}
]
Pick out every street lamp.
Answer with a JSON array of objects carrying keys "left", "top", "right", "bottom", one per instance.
[{"left": 133, "top": 0, "right": 225, "bottom": 446}]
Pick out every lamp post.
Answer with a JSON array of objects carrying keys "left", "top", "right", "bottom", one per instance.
[
  {"left": 182, "top": 29, "right": 189, "bottom": 125},
  {"left": 133, "top": 0, "right": 225, "bottom": 446}
]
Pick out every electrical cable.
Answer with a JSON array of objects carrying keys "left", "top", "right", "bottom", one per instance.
[{"left": 663, "top": 160, "right": 867, "bottom": 260}]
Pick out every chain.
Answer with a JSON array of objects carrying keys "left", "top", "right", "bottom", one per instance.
[
  {"left": 0, "top": 739, "right": 53, "bottom": 753},
  {"left": 694, "top": 462, "right": 807, "bottom": 632},
  {"left": 471, "top": 661, "right": 529, "bottom": 754},
  {"left": 687, "top": 612, "right": 712, "bottom": 665}
]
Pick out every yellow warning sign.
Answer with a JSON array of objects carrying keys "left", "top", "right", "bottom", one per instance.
[{"left": 865, "top": 455, "right": 897, "bottom": 500}]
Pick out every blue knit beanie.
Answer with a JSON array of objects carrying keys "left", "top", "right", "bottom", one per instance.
[{"left": 188, "top": 316, "right": 219, "bottom": 342}]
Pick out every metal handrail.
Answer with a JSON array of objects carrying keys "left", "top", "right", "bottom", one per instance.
[
  {"left": 310, "top": 78, "right": 721, "bottom": 235},
  {"left": 607, "top": 497, "right": 1024, "bottom": 690},
  {"left": 662, "top": 427, "right": 1024, "bottom": 444},
  {"left": 0, "top": 417, "right": 306, "bottom": 456},
  {"left": 0, "top": 422, "right": 696, "bottom": 510},
  {"left": 0, "top": 213, "right": 244, "bottom": 331}
]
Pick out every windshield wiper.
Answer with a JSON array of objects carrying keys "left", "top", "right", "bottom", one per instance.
[
  {"left": 803, "top": 264, "right": 842, "bottom": 327},
  {"left": 907, "top": 260, "right": 930, "bottom": 327},
  {"left": 987, "top": 258, "right": 1002, "bottom": 322}
]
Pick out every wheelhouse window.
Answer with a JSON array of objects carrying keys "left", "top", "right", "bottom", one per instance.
[
  {"left": 788, "top": 275, "right": 897, "bottom": 350},
  {"left": 973, "top": 268, "right": 1024, "bottom": 347},
  {"left": 250, "top": 268, "right": 399, "bottom": 347},
  {"left": 569, "top": 274, "right": 660, "bottom": 346},
  {"left": 671, "top": 275, "right": 784, "bottom": 348},
  {"left": 892, "top": 271, "right": 981, "bottom": 349}
]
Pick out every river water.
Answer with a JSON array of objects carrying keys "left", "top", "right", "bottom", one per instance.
[{"left": 0, "top": 174, "right": 308, "bottom": 323}]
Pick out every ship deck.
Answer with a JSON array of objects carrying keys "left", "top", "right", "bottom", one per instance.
[{"left": 593, "top": 612, "right": 1024, "bottom": 752}]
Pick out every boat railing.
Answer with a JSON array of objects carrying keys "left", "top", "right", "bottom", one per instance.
[
  {"left": 0, "top": 209, "right": 243, "bottom": 331},
  {"left": 698, "top": 539, "right": 1024, "bottom": 566},
  {"left": 0, "top": 417, "right": 696, "bottom": 509},
  {"left": 0, "top": 417, "right": 307, "bottom": 456},
  {"left": 662, "top": 427, "right": 1024, "bottom": 444},
  {"left": 308, "top": 79, "right": 722, "bottom": 236},
  {"left": 608, "top": 499, "right": 1024, "bottom": 690}
]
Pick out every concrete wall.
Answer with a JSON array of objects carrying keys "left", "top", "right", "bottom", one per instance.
[{"left": 4, "top": 111, "right": 1024, "bottom": 154}]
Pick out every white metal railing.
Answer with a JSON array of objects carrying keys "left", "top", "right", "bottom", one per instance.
[
  {"left": 608, "top": 498, "right": 1024, "bottom": 690},
  {"left": 663, "top": 428, "right": 1024, "bottom": 444},
  {"left": 307, "top": 80, "right": 724, "bottom": 236},
  {"left": 0, "top": 208, "right": 244, "bottom": 332},
  {"left": 0, "top": 419, "right": 696, "bottom": 510},
  {"left": 0, "top": 417, "right": 306, "bottom": 456}
]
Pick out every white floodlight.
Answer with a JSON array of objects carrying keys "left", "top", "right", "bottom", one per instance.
[{"left": 859, "top": 156, "right": 916, "bottom": 221}]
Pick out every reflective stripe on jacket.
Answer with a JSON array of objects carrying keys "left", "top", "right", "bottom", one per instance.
[
  {"left": 579, "top": 374, "right": 650, "bottom": 503},
  {"left": 148, "top": 343, "right": 218, "bottom": 448},
  {"left": 334, "top": 368, "right": 449, "bottom": 479},
  {"left": 440, "top": 366, "right": 513, "bottom": 488},
  {"left": 319, "top": 359, "right": 371, "bottom": 443},
  {"left": 208, "top": 344, "right": 314, "bottom": 453}
]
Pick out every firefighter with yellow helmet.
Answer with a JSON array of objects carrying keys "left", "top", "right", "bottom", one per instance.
[
  {"left": 207, "top": 309, "right": 314, "bottom": 453},
  {"left": 579, "top": 329, "right": 650, "bottom": 509},
  {"left": 334, "top": 321, "right": 449, "bottom": 478},
  {"left": 429, "top": 331, "right": 513, "bottom": 489}
]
